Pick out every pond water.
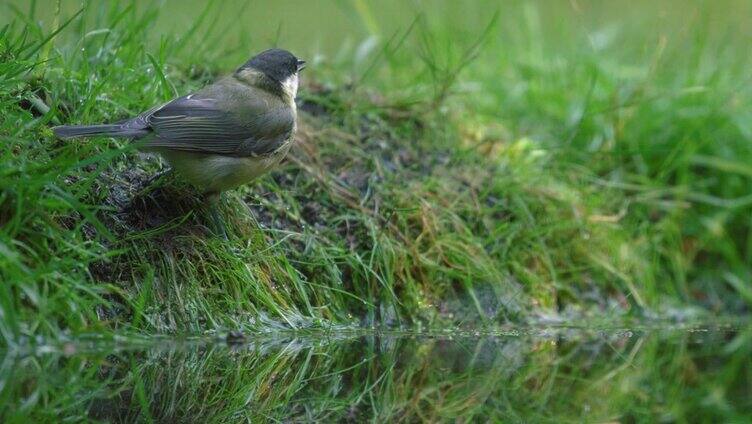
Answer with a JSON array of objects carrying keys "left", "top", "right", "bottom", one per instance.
[{"left": 2, "top": 324, "right": 750, "bottom": 422}]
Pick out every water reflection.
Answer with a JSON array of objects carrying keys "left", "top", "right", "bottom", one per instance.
[{"left": 2, "top": 325, "right": 750, "bottom": 422}]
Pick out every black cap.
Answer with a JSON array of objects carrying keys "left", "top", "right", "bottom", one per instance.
[{"left": 240, "top": 48, "right": 304, "bottom": 83}]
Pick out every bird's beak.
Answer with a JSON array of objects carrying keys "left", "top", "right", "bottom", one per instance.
[{"left": 296, "top": 59, "right": 306, "bottom": 72}]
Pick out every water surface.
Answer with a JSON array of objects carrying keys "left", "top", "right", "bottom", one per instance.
[{"left": 2, "top": 324, "right": 750, "bottom": 422}]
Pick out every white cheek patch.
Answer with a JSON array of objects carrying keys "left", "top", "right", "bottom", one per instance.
[{"left": 282, "top": 74, "right": 299, "bottom": 98}]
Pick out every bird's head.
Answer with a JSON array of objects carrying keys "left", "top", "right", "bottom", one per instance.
[{"left": 237, "top": 49, "right": 305, "bottom": 99}]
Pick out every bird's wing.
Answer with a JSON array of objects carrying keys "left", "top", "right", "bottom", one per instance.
[{"left": 139, "top": 92, "right": 294, "bottom": 156}]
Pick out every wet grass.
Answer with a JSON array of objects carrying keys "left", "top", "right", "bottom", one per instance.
[{"left": 1, "top": 0, "right": 751, "bottom": 348}]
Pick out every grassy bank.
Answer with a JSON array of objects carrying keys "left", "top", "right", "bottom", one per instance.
[{"left": 1, "top": 1, "right": 751, "bottom": 344}]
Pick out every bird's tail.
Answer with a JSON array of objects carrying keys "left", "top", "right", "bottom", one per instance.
[{"left": 52, "top": 123, "right": 148, "bottom": 140}]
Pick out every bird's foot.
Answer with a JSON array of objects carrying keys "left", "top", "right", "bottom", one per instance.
[
  {"left": 204, "top": 192, "right": 229, "bottom": 240},
  {"left": 137, "top": 168, "right": 174, "bottom": 196}
]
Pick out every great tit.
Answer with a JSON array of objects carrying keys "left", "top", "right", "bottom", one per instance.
[{"left": 53, "top": 49, "right": 305, "bottom": 235}]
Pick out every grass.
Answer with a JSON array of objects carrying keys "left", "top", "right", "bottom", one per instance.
[
  {"left": 2, "top": 2, "right": 752, "bottom": 419},
  {"left": 1, "top": 1, "right": 751, "bottom": 344},
  {"left": 0, "top": 8, "right": 751, "bottom": 418}
]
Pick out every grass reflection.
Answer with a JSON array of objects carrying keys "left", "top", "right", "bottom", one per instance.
[{"left": 1, "top": 326, "right": 749, "bottom": 422}]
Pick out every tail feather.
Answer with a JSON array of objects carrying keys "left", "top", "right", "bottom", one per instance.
[{"left": 52, "top": 124, "right": 148, "bottom": 140}]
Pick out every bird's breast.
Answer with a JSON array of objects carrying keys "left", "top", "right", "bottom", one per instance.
[{"left": 160, "top": 144, "right": 291, "bottom": 193}]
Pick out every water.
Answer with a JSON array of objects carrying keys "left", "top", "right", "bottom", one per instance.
[{"left": 2, "top": 324, "right": 750, "bottom": 422}]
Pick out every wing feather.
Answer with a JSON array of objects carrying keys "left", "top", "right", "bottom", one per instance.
[{"left": 140, "top": 91, "right": 294, "bottom": 156}]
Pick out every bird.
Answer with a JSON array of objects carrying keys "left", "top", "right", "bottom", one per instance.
[{"left": 52, "top": 48, "right": 306, "bottom": 236}]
